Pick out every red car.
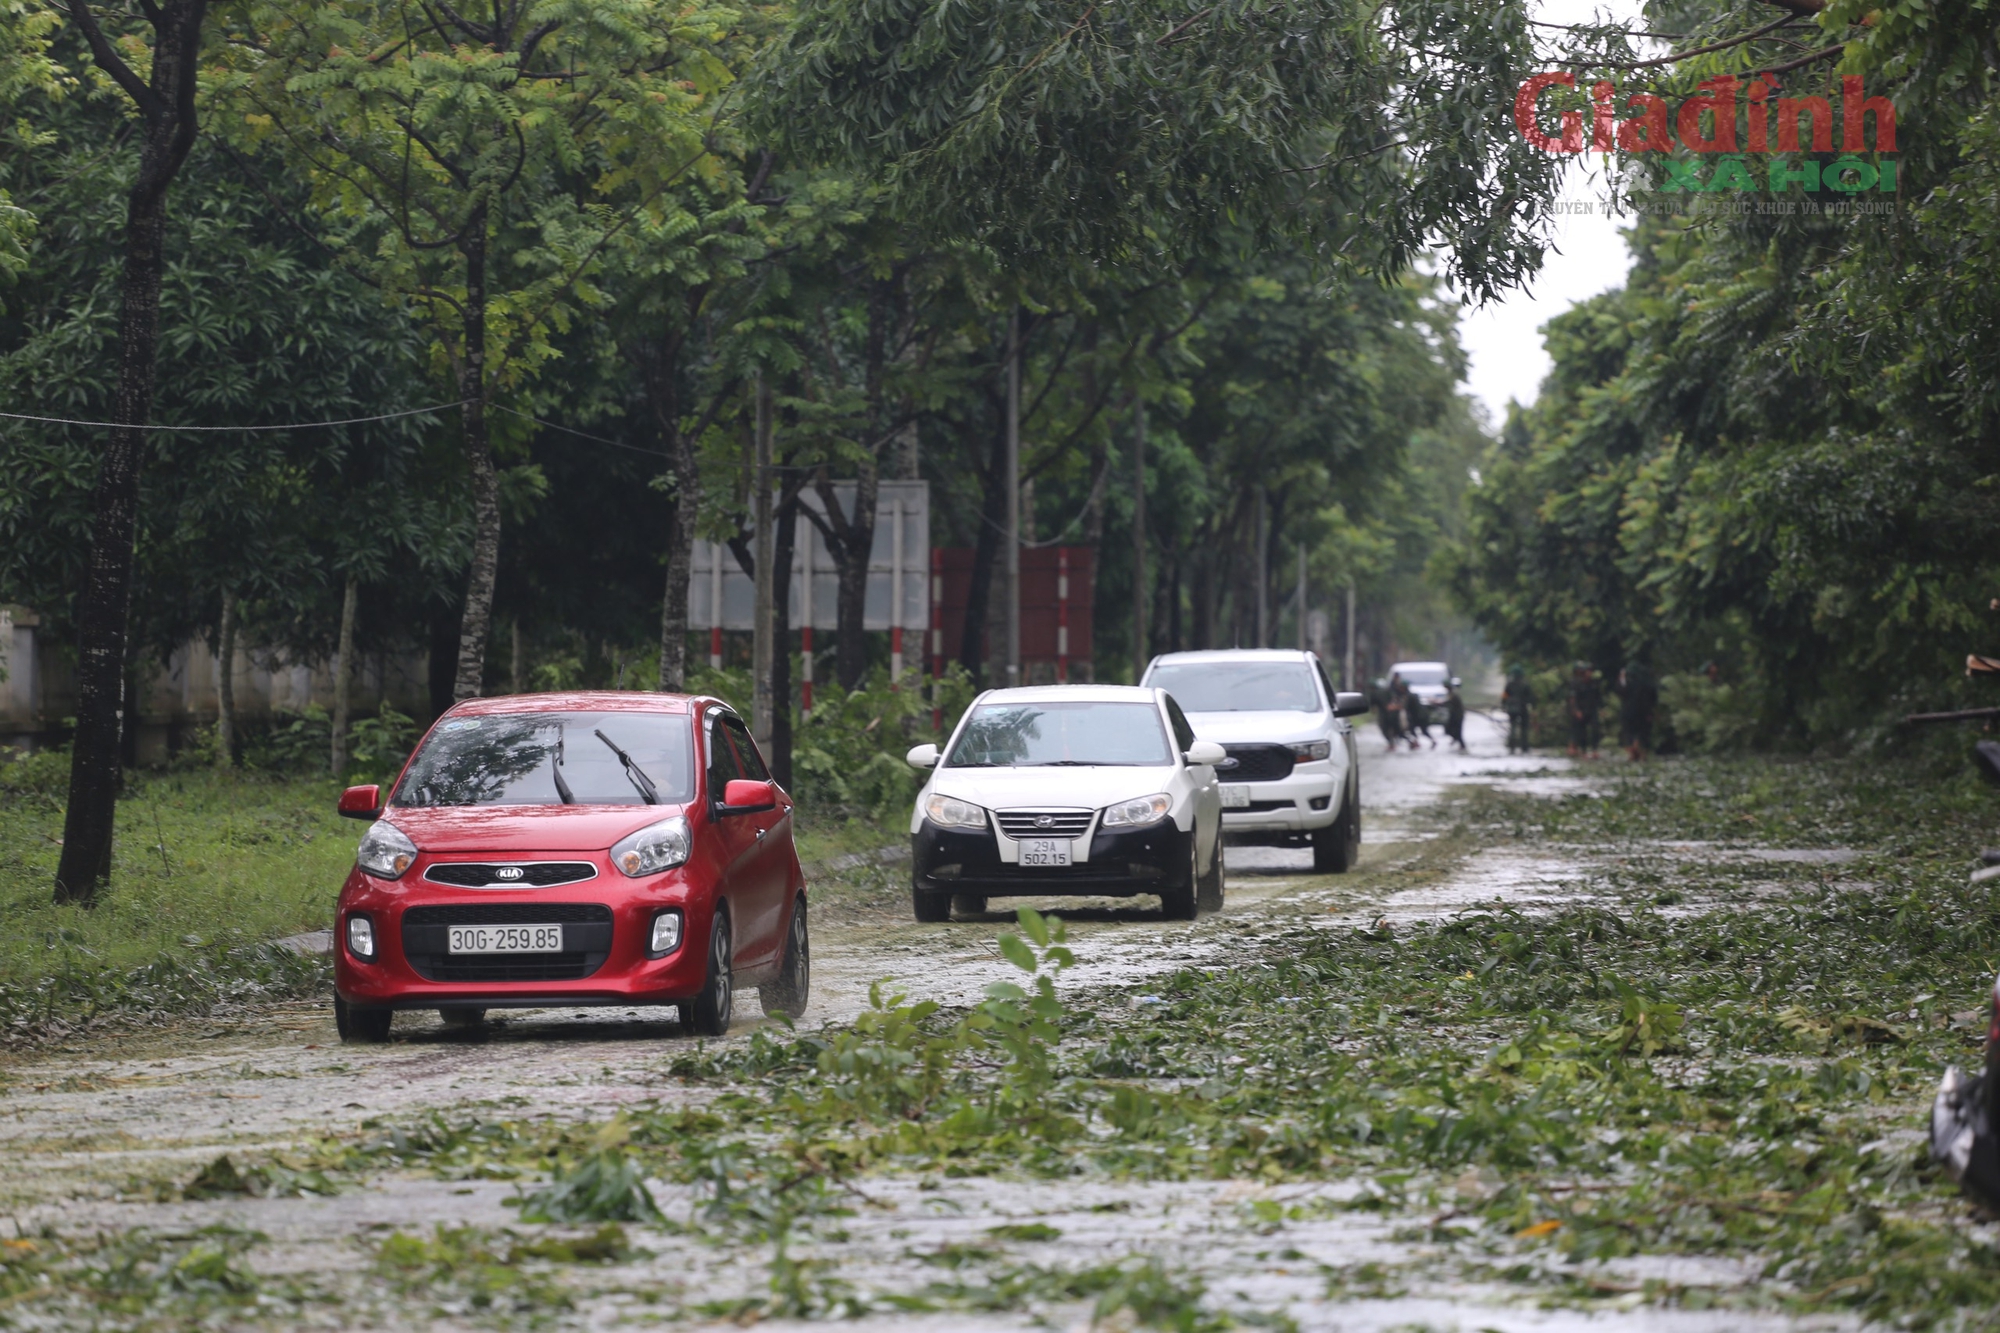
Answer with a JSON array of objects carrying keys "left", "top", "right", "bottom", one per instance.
[{"left": 331, "top": 692, "right": 808, "bottom": 1042}]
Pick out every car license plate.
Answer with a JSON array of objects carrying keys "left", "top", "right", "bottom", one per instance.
[
  {"left": 1019, "top": 838, "right": 1071, "bottom": 867},
  {"left": 447, "top": 924, "right": 563, "bottom": 954},
  {"left": 1221, "top": 785, "right": 1250, "bottom": 809}
]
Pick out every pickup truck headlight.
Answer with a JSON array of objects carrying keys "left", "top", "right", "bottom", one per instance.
[
  {"left": 355, "top": 821, "right": 418, "bottom": 879},
  {"left": 1102, "top": 793, "right": 1172, "bottom": 828},
  {"left": 1291, "top": 740, "right": 1332, "bottom": 762},
  {"left": 611, "top": 816, "right": 691, "bottom": 877},
  {"left": 923, "top": 793, "right": 988, "bottom": 830}
]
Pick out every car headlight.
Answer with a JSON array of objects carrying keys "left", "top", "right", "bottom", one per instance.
[
  {"left": 1102, "top": 793, "right": 1173, "bottom": 828},
  {"left": 346, "top": 914, "right": 377, "bottom": 960},
  {"left": 923, "top": 793, "right": 988, "bottom": 830},
  {"left": 611, "top": 816, "right": 692, "bottom": 877},
  {"left": 355, "top": 821, "right": 418, "bottom": 879},
  {"left": 649, "top": 909, "right": 684, "bottom": 955},
  {"left": 1291, "top": 740, "right": 1332, "bottom": 762}
]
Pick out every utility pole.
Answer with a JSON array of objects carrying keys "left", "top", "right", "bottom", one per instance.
[
  {"left": 1344, "top": 580, "right": 1356, "bottom": 689},
  {"left": 1004, "top": 309, "right": 1021, "bottom": 686},
  {"left": 1295, "top": 544, "right": 1307, "bottom": 652},
  {"left": 1132, "top": 397, "right": 1147, "bottom": 681},
  {"left": 751, "top": 373, "right": 775, "bottom": 750}
]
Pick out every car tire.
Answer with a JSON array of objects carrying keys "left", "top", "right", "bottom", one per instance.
[
  {"left": 686, "top": 909, "right": 734, "bottom": 1037},
  {"left": 438, "top": 1006, "right": 486, "bottom": 1029},
  {"left": 951, "top": 893, "right": 988, "bottom": 918},
  {"left": 1313, "top": 779, "right": 1361, "bottom": 874},
  {"left": 1197, "top": 828, "right": 1225, "bottom": 914},
  {"left": 759, "top": 897, "right": 811, "bottom": 1020},
  {"left": 912, "top": 883, "right": 952, "bottom": 922},
  {"left": 335, "top": 996, "right": 392, "bottom": 1043},
  {"left": 1160, "top": 835, "right": 1200, "bottom": 920}
]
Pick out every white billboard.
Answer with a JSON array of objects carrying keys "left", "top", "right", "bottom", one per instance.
[{"left": 688, "top": 480, "right": 929, "bottom": 633}]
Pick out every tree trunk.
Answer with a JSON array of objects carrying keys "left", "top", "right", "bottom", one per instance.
[
  {"left": 960, "top": 408, "right": 1009, "bottom": 681},
  {"left": 769, "top": 492, "right": 799, "bottom": 788},
  {"left": 215, "top": 590, "right": 236, "bottom": 770},
  {"left": 646, "top": 332, "right": 698, "bottom": 692},
  {"left": 816, "top": 461, "right": 879, "bottom": 693},
  {"left": 453, "top": 211, "right": 498, "bottom": 702},
  {"left": 331, "top": 574, "right": 358, "bottom": 777},
  {"left": 54, "top": 0, "right": 211, "bottom": 905}
]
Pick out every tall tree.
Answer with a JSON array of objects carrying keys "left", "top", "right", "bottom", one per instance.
[{"left": 50, "top": 0, "right": 209, "bottom": 906}]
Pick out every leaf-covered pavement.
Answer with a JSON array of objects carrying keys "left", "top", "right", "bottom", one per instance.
[{"left": 3, "top": 716, "right": 1996, "bottom": 1330}]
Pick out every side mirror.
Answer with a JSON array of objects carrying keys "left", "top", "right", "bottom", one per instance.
[
  {"left": 338, "top": 784, "right": 382, "bottom": 820},
  {"left": 1333, "top": 692, "right": 1370, "bottom": 718},
  {"left": 1184, "top": 740, "right": 1227, "bottom": 767},
  {"left": 719, "top": 778, "right": 778, "bottom": 815},
  {"left": 905, "top": 743, "right": 940, "bottom": 769}
]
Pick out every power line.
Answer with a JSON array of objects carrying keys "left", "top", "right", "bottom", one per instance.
[
  {"left": 488, "top": 406, "right": 669, "bottom": 459},
  {"left": 0, "top": 401, "right": 468, "bottom": 432}
]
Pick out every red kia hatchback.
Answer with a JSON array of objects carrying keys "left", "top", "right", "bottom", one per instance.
[{"left": 331, "top": 692, "right": 807, "bottom": 1042}]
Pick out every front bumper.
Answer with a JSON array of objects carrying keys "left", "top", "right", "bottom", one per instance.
[
  {"left": 912, "top": 819, "right": 1194, "bottom": 898},
  {"left": 333, "top": 868, "right": 711, "bottom": 1010},
  {"left": 1219, "top": 765, "right": 1340, "bottom": 836}
]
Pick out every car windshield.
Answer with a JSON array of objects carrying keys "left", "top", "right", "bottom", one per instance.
[
  {"left": 1393, "top": 664, "right": 1449, "bottom": 687},
  {"left": 945, "top": 701, "right": 1172, "bottom": 767},
  {"left": 1146, "top": 662, "right": 1321, "bottom": 712},
  {"left": 391, "top": 711, "right": 695, "bottom": 807}
]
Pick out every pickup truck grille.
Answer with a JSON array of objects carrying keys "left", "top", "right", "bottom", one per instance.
[{"left": 1222, "top": 744, "right": 1295, "bottom": 782}]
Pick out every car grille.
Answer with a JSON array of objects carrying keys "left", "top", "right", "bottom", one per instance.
[
  {"left": 1223, "top": 744, "right": 1295, "bottom": 783},
  {"left": 994, "top": 810, "right": 1094, "bottom": 840},
  {"left": 401, "top": 903, "right": 612, "bottom": 983},
  {"left": 424, "top": 861, "right": 597, "bottom": 888}
]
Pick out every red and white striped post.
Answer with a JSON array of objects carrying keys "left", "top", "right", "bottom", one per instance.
[
  {"left": 708, "top": 545, "right": 724, "bottom": 669},
  {"left": 1056, "top": 546, "right": 1071, "bottom": 683}
]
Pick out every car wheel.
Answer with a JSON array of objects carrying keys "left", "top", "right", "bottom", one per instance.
[
  {"left": 335, "top": 996, "right": 392, "bottom": 1043},
  {"left": 437, "top": 1006, "right": 486, "bottom": 1029},
  {"left": 759, "top": 897, "right": 811, "bottom": 1020},
  {"left": 912, "top": 882, "right": 952, "bottom": 922},
  {"left": 951, "top": 893, "right": 988, "bottom": 918},
  {"left": 686, "top": 909, "right": 734, "bottom": 1037},
  {"left": 1160, "top": 836, "right": 1199, "bottom": 921},
  {"left": 1313, "top": 779, "right": 1360, "bottom": 874},
  {"left": 1197, "top": 827, "right": 1225, "bottom": 914}
]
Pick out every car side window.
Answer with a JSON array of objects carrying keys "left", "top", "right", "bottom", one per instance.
[
  {"left": 722, "top": 717, "right": 770, "bottom": 782},
  {"left": 1313, "top": 660, "right": 1338, "bottom": 709},
  {"left": 1162, "top": 696, "right": 1197, "bottom": 753},
  {"left": 707, "top": 714, "right": 743, "bottom": 796}
]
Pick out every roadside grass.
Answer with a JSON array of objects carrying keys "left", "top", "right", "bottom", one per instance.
[
  {"left": 0, "top": 760, "right": 347, "bottom": 1036},
  {"left": 267, "top": 751, "right": 2000, "bottom": 1328}
]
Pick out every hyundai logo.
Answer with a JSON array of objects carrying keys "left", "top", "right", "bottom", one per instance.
[
  {"left": 494, "top": 866, "right": 525, "bottom": 881},
  {"left": 1034, "top": 815, "right": 1055, "bottom": 829}
]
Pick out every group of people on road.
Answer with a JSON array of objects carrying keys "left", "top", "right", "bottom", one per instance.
[
  {"left": 1372, "top": 672, "right": 1467, "bottom": 753},
  {"left": 1499, "top": 662, "right": 1659, "bottom": 759},
  {"left": 1369, "top": 661, "right": 1662, "bottom": 759}
]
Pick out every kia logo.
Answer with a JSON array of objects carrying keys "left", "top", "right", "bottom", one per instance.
[
  {"left": 1034, "top": 815, "right": 1055, "bottom": 829},
  {"left": 494, "top": 866, "right": 525, "bottom": 881}
]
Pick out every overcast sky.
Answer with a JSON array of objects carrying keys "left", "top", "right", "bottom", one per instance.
[{"left": 1453, "top": 0, "right": 1648, "bottom": 427}]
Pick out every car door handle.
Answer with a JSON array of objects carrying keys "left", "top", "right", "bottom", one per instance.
[{"left": 755, "top": 828, "right": 766, "bottom": 838}]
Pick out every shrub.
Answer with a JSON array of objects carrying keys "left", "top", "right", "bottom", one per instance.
[{"left": 0, "top": 746, "right": 71, "bottom": 808}]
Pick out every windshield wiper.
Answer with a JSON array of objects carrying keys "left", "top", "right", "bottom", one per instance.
[
  {"left": 550, "top": 724, "right": 576, "bottom": 805},
  {"left": 593, "top": 729, "right": 659, "bottom": 804}
]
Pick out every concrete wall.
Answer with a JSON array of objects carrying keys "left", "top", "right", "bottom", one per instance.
[{"left": 0, "top": 604, "right": 430, "bottom": 761}]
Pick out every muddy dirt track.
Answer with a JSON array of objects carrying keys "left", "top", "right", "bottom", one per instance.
[{"left": 0, "top": 716, "right": 1864, "bottom": 1331}]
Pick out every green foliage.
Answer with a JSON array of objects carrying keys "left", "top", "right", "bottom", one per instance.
[
  {"left": 790, "top": 664, "right": 975, "bottom": 818},
  {"left": 511, "top": 1121, "right": 665, "bottom": 1225},
  {"left": 0, "top": 743, "right": 69, "bottom": 807}
]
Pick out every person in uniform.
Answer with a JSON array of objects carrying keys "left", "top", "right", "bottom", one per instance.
[
  {"left": 1501, "top": 668, "right": 1534, "bottom": 753},
  {"left": 1373, "top": 677, "right": 1403, "bottom": 751},
  {"left": 1443, "top": 677, "right": 1468, "bottom": 752},
  {"left": 1567, "top": 662, "right": 1602, "bottom": 758},
  {"left": 1618, "top": 662, "right": 1659, "bottom": 760},
  {"left": 1401, "top": 676, "right": 1434, "bottom": 748}
]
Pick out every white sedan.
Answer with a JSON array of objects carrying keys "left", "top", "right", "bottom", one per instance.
[{"left": 904, "top": 685, "right": 1226, "bottom": 921}]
